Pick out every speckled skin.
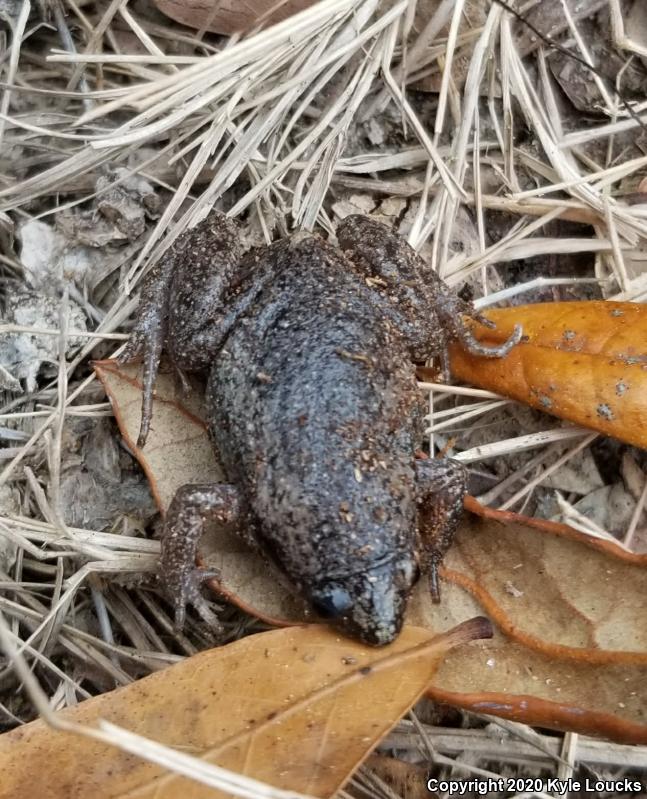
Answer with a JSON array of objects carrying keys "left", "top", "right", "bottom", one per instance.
[{"left": 120, "top": 213, "right": 521, "bottom": 645}]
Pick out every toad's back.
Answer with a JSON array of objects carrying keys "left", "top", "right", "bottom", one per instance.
[{"left": 206, "top": 236, "right": 423, "bottom": 587}]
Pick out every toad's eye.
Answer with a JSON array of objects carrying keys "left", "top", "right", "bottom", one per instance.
[{"left": 311, "top": 586, "right": 353, "bottom": 619}]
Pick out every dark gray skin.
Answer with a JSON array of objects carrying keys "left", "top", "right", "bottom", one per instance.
[{"left": 120, "top": 213, "right": 521, "bottom": 646}]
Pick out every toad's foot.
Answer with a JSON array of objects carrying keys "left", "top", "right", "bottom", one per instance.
[
  {"left": 168, "top": 565, "right": 223, "bottom": 631},
  {"left": 415, "top": 457, "right": 467, "bottom": 603},
  {"left": 118, "top": 262, "right": 175, "bottom": 448},
  {"left": 117, "top": 221, "right": 213, "bottom": 446},
  {"left": 456, "top": 315, "right": 523, "bottom": 358},
  {"left": 161, "top": 483, "right": 242, "bottom": 631},
  {"left": 436, "top": 293, "right": 523, "bottom": 360}
]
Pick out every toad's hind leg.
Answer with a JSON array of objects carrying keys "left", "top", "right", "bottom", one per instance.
[
  {"left": 415, "top": 457, "right": 467, "bottom": 603},
  {"left": 118, "top": 212, "right": 245, "bottom": 447},
  {"left": 161, "top": 483, "right": 242, "bottom": 630},
  {"left": 336, "top": 214, "right": 522, "bottom": 365}
]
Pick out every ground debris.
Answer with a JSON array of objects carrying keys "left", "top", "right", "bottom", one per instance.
[
  {"left": 19, "top": 219, "right": 103, "bottom": 290},
  {"left": 0, "top": 286, "right": 86, "bottom": 392},
  {"left": 59, "top": 418, "right": 156, "bottom": 530},
  {"left": 96, "top": 169, "right": 161, "bottom": 241}
]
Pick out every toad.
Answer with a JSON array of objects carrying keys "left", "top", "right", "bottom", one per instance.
[{"left": 120, "top": 213, "right": 521, "bottom": 645}]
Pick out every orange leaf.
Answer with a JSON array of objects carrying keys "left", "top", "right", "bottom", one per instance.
[
  {"left": 448, "top": 301, "right": 647, "bottom": 448},
  {"left": 94, "top": 359, "right": 647, "bottom": 742},
  {"left": 0, "top": 622, "right": 488, "bottom": 798}
]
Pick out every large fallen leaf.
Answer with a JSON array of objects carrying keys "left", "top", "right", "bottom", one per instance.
[
  {"left": 0, "top": 622, "right": 489, "bottom": 798},
  {"left": 449, "top": 301, "right": 647, "bottom": 449},
  {"left": 444, "top": 497, "right": 647, "bottom": 661},
  {"left": 413, "top": 498, "right": 647, "bottom": 744},
  {"left": 95, "top": 359, "right": 647, "bottom": 742}
]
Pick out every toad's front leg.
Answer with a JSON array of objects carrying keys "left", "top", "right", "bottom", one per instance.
[
  {"left": 161, "top": 483, "right": 242, "bottom": 630},
  {"left": 415, "top": 458, "right": 467, "bottom": 602}
]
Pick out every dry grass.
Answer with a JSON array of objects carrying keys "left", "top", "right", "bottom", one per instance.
[{"left": 1, "top": 0, "right": 647, "bottom": 793}]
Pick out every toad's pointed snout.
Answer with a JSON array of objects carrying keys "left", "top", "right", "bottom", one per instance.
[{"left": 310, "top": 556, "right": 417, "bottom": 646}]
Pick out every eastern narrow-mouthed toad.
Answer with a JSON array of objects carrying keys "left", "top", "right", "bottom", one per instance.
[{"left": 120, "top": 213, "right": 521, "bottom": 645}]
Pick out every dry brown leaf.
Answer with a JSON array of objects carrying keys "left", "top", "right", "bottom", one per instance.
[
  {"left": 0, "top": 622, "right": 489, "bottom": 798},
  {"left": 95, "top": 359, "right": 647, "bottom": 742},
  {"left": 411, "top": 499, "right": 647, "bottom": 744},
  {"left": 152, "top": 0, "right": 318, "bottom": 35},
  {"left": 443, "top": 499, "right": 647, "bottom": 660},
  {"left": 447, "top": 301, "right": 647, "bottom": 449}
]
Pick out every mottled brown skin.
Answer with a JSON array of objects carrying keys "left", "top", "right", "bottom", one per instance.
[{"left": 120, "top": 213, "right": 521, "bottom": 645}]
